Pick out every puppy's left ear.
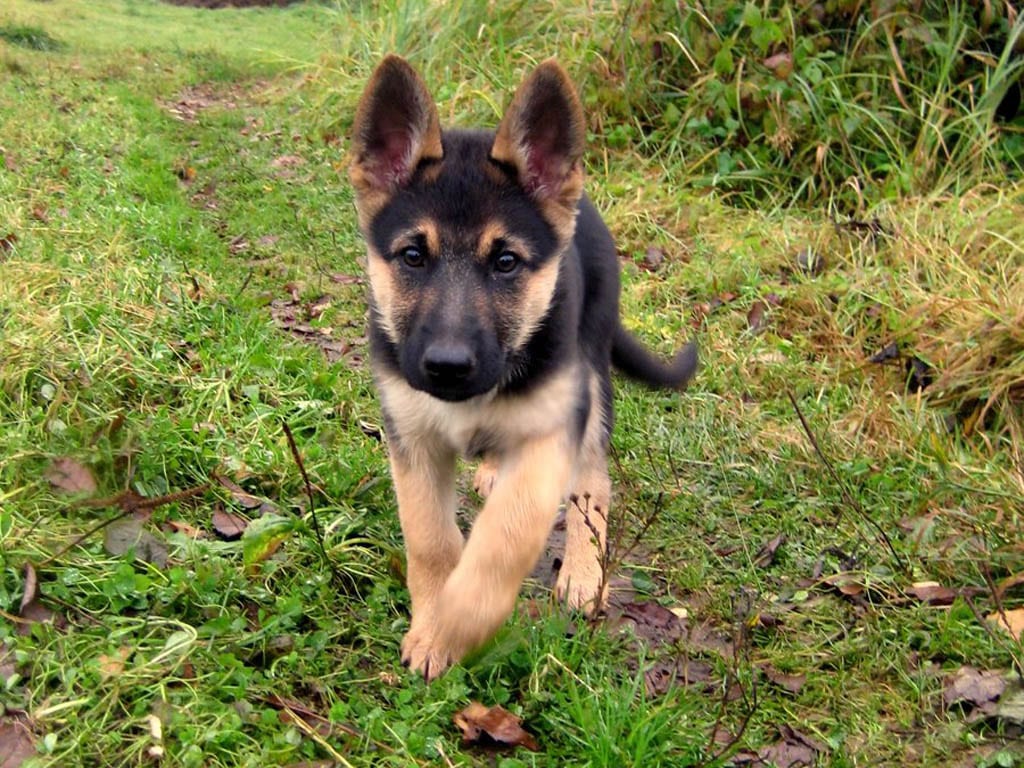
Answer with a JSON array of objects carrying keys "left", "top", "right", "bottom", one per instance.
[{"left": 491, "top": 60, "right": 586, "bottom": 215}]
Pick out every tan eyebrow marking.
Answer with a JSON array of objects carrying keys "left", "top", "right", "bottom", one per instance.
[
  {"left": 388, "top": 218, "right": 441, "bottom": 256},
  {"left": 476, "top": 220, "right": 532, "bottom": 264}
]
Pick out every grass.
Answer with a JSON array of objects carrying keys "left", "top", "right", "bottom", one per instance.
[{"left": 2, "top": 0, "right": 1024, "bottom": 766}]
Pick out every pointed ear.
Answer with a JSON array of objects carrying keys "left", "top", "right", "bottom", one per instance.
[
  {"left": 491, "top": 59, "right": 586, "bottom": 211},
  {"left": 349, "top": 55, "right": 443, "bottom": 198}
]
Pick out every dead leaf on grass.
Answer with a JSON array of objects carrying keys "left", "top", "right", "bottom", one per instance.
[
  {"left": 18, "top": 563, "right": 64, "bottom": 634},
  {"left": 0, "top": 712, "right": 36, "bottom": 768},
  {"left": 216, "top": 475, "right": 264, "bottom": 509},
  {"left": 104, "top": 517, "right": 169, "bottom": 568},
  {"left": 453, "top": 701, "right": 539, "bottom": 752},
  {"left": 907, "top": 581, "right": 958, "bottom": 606},
  {"left": 943, "top": 666, "right": 1007, "bottom": 710},
  {"left": 758, "top": 724, "right": 828, "bottom": 767},
  {"left": 211, "top": 507, "right": 249, "bottom": 540},
  {"left": 98, "top": 646, "right": 132, "bottom": 681},
  {"left": 329, "top": 273, "right": 362, "bottom": 285},
  {"left": 617, "top": 600, "right": 685, "bottom": 643},
  {"left": 795, "top": 247, "right": 826, "bottom": 276},
  {"left": 644, "top": 657, "right": 714, "bottom": 696},
  {"left": 0, "top": 232, "right": 17, "bottom": 256},
  {"left": 44, "top": 457, "right": 97, "bottom": 495},
  {"left": 753, "top": 533, "right": 786, "bottom": 568},
  {"left": 986, "top": 607, "right": 1024, "bottom": 640},
  {"left": 747, "top": 300, "right": 769, "bottom": 333},
  {"left": 759, "top": 664, "right": 806, "bottom": 694},
  {"left": 642, "top": 246, "right": 664, "bottom": 271}
]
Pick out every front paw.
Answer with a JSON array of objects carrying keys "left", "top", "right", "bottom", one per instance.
[
  {"left": 400, "top": 622, "right": 456, "bottom": 682},
  {"left": 555, "top": 558, "right": 607, "bottom": 617}
]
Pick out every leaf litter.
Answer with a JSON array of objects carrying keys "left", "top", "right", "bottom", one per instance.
[{"left": 453, "top": 701, "right": 540, "bottom": 752}]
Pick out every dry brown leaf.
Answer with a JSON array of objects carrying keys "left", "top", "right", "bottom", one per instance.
[
  {"left": 0, "top": 232, "right": 17, "bottom": 255},
  {"left": 453, "top": 701, "right": 539, "bottom": 752},
  {"left": 760, "top": 664, "right": 807, "bottom": 694},
  {"left": 212, "top": 508, "right": 249, "bottom": 540},
  {"left": 0, "top": 712, "right": 36, "bottom": 768},
  {"left": 18, "top": 563, "right": 63, "bottom": 634},
  {"left": 908, "top": 581, "right": 958, "bottom": 606},
  {"left": 216, "top": 476, "right": 264, "bottom": 509},
  {"left": 987, "top": 607, "right": 1024, "bottom": 640},
  {"left": 98, "top": 647, "right": 132, "bottom": 680},
  {"left": 44, "top": 457, "right": 97, "bottom": 495},
  {"left": 996, "top": 572, "right": 1024, "bottom": 599},
  {"left": 747, "top": 300, "right": 769, "bottom": 333},
  {"left": 943, "top": 666, "right": 1007, "bottom": 709},
  {"left": 753, "top": 533, "right": 785, "bottom": 568}
]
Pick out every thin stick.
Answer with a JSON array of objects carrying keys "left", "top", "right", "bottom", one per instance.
[
  {"left": 787, "top": 390, "right": 906, "bottom": 571},
  {"left": 280, "top": 420, "right": 358, "bottom": 595}
]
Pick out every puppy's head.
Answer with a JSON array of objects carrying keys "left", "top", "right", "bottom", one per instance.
[{"left": 349, "top": 56, "right": 586, "bottom": 402}]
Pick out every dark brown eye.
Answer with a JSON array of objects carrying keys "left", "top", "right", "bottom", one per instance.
[
  {"left": 401, "top": 246, "right": 426, "bottom": 268},
  {"left": 494, "top": 251, "right": 520, "bottom": 274}
]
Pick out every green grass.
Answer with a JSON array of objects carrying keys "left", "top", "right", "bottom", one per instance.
[{"left": 2, "top": 0, "right": 1024, "bottom": 766}]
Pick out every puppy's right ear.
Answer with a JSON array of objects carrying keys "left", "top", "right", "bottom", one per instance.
[{"left": 349, "top": 56, "right": 443, "bottom": 201}]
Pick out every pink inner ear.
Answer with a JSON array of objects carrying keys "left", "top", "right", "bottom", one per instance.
[
  {"left": 369, "top": 128, "right": 414, "bottom": 188},
  {"left": 524, "top": 123, "right": 566, "bottom": 196}
]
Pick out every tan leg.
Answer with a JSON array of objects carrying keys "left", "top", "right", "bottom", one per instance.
[
  {"left": 390, "top": 443, "right": 466, "bottom": 677},
  {"left": 411, "top": 430, "right": 574, "bottom": 680},
  {"left": 556, "top": 451, "right": 610, "bottom": 615}
]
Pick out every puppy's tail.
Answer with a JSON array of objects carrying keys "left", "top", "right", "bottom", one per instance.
[{"left": 611, "top": 325, "right": 698, "bottom": 390}]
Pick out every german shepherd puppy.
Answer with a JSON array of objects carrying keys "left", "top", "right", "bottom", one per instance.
[{"left": 349, "top": 56, "right": 697, "bottom": 680}]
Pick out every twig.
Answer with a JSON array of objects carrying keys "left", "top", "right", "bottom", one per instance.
[
  {"left": 280, "top": 420, "right": 360, "bottom": 595},
  {"left": 786, "top": 390, "right": 906, "bottom": 572},
  {"left": 38, "top": 484, "right": 208, "bottom": 567}
]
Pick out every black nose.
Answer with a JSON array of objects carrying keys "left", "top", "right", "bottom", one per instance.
[{"left": 421, "top": 343, "right": 476, "bottom": 384}]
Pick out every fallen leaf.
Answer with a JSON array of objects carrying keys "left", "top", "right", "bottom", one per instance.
[
  {"left": 753, "top": 533, "right": 786, "bottom": 568},
  {"left": 18, "top": 563, "right": 63, "bottom": 634},
  {"left": 104, "top": 517, "right": 169, "bottom": 568},
  {"left": 747, "top": 300, "right": 768, "bottom": 333},
  {"left": 0, "top": 232, "right": 17, "bottom": 255},
  {"left": 760, "top": 664, "right": 806, "bottom": 694},
  {"left": 763, "top": 51, "right": 793, "bottom": 78},
  {"left": 216, "top": 475, "right": 264, "bottom": 509},
  {"left": 904, "top": 356, "right": 933, "bottom": 393},
  {"left": 869, "top": 342, "right": 900, "bottom": 364},
  {"left": 795, "top": 247, "right": 826, "bottom": 276},
  {"left": 758, "top": 725, "right": 827, "bottom": 767},
  {"left": 453, "top": 702, "right": 539, "bottom": 752},
  {"left": 98, "top": 646, "right": 132, "bottom": 680},
  {"left": 618, "top": 601, "right": 685, "bottom": 643},
  {"left": 943, "top": 666, "right": 1007, "bottom": 709},
  {"left": 643, "top": 246, "right": 664, "bottom": 271},
  {"left": 44, "top": 457, "right": 97, "bottom": 495},
  {"left": 997, "top": 572, "right": 1024, "bottom": 599},
  {"left": 908, "top": 581, "right": 958, "bottom": 606},
  {"left": 271, "top": 154, "right": 305, "bottom": 169},
  {"left": 329, "top": 273, "right": 362, "bottom": 285},
  {"left": 644, "top": 658, "right": 714, "bottom": 696},
  {"left": 0, "top": 712, "right": 36, "bottom": 768},
  {"left": 211, "top": 508, "right": 249, "bottom": 540},
  {"left": 987, "top": 608, "right": 1024, "bottom": 640}
]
